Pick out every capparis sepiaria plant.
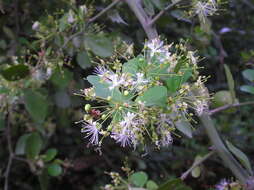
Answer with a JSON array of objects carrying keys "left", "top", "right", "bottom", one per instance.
[{"left": 76, "top": 38, "right": 209, "bottom": 148}]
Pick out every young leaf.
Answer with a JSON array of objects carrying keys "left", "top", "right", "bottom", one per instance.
[
  {"left": 136, "top": 86, "right": 167, "bottom": 107},
  {"left": 25, "top": 132, "right": 43, "bottom": 159},
  {"left": 44, "top": 148, "right": 58, "bottom": 162},
  {"left": 166, "top": 75, "right": 182, "bottom": 93},
  {"left": 130, "top": 172, "right": 148, "bottom": 187},
  {"left": 226, "top": 141, "right": 253, "bottom": 175},
  {"left": 240, "top": 85, "right": 254, "bottom": 95},
  {"left": 224, "top": 65, "right": 236, "bottom": 102},
  {"left": 242, "top": 69, "right": 254, "bottom": 82}
]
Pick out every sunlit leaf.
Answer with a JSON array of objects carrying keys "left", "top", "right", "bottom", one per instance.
[{"left": 136, "top": 86, "right": 167, "bottom": 107}]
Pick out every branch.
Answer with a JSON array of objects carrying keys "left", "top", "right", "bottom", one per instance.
[
  {"left": 149, "top": 0, "right": 181, "bottom": 26},
  {"left": 88, "top": 0, "right": 121, "bottom": 23},
  {"left": 209, "top": 101, "right": 254, "bottom": 115},
  {"left": 199, "top": 113, "right": 250, "bottom": 185},
  {"left": 4, "top": 107, "right": 14, "bottom": 190},
  {"left": 181, "top": 151, "right": 215, "bottom": 180}
]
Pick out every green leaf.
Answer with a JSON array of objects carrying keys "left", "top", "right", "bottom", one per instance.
[
  {"left": 50, "top": 67, "right": 73, "bottom": 89},
  {"left": 166, "top": 75, "right": 182, "bottom": 93},
  {"left": 24, "top": 89, "right": 49, "bottom": 123},
  {"left": 25, "top": 132, "right": 43, "bottom": 159},
  {"left": 158, "top": 178, "right": 192, "bottom": 190},
  {"left": 87, "top": 75, "right": 124, "bottom": 101},
  {"left": 224, "top": 65, "right": 236, "bottom": 102},
  {"left": 136, "top": 86, "right": 167, "bottom": 107},
  {"left": 240, "top": 85, "right": 254, "bottom": 94},
  {"left": 226, "top": 141, "right": 253, "bottom": 175},
  {"left": 1, "top": 64, "right": 29, "bottom": 81},
  {"left": 85, "top": 35, "right": 113, "bottom": 57},
  {"left": 122, "top": 57, "right": 139, "bottom": 75},
  {"left": 242, "top": 69, "right": 254, "bottom": 82},
  {"left": 76, "top": 51, "right": 91, "bottom": 69},
  {"left": 146, "top": 180, "right": 158, "bottom": 190},
  {"left": 15, "top": 134, "right": 31, "bottom": 155},
  {"left": 175, "top": 119, "right": 192, "bottom": 138},
  {"left": 47, "top": 163, "right": 62, "bottom": 177},
  {"left": 44, "top": 148, "right": 58, "bottom": 162},
  {"left": 130, "top": 172, "right": 148, "bottom": 187}
]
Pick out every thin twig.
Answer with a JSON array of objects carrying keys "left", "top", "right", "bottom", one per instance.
[
  {"left": 149, "top": 0, "right": 182, "bottom": 26},
  {"left": 181, "top": 151, "right": 215, "bottom": 180},
  {"left": 88, "top": 0, "right": 121, "bottom": 23},
  {"left": 209, "top": 101, "right": 254, "bottom": 115},
  {"left": 61, "top": 0, "right": 120, "bottom": 50},
  {"left": 4, "top": 107, "right": 14, "bottom": 190}
]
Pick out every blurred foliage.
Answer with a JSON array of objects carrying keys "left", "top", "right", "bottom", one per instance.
[{"left": 0, "top": 0, "right": 254, "bottom": 190}]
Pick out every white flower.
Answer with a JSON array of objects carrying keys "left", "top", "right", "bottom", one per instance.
[
  {"left": 161, "top": 131, "right": 173, "bottom": 147},
  {"left": 108, "top": 74, "right": 124, "bottom": 90},
  {"left": 120, "top": 112, "right": 137, "bottom": 128},
  {"left": 194, "top": 1, "right": 217, "bottom": 18},
  {"left": 81, "top": 121, "right": 100, "bottom": 145},
  {"left": 133, "top": 73, "right": 149, "bottom": 86},
  {"left": 146, "top": 38, "right": 164, "bottom": 57},
  {"left": 94, "top": 66, "right": 110, "bottom": 77},
  {"left": 215, "top": 179, "right": 230, "bottom": 190},
  {"left": 111, "top": 132, "right": 132, "bottom": 147},
  {"left": 194, "top": 100, "right": 208, "bottom": 116}
]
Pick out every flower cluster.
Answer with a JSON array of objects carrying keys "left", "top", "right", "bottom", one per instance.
[{"left": 77, "top": 38, "right": 209, "bottom": 149}]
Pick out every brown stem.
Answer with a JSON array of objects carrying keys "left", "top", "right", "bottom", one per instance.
[
  {"left": 209, "top": 101, "right": 254, "bottom": 115},
  {"left": 88, "top": 0, "right": 121, "bottom": 23},
  {"left": 181, "top": 151, "right": 215, "bottom": 180},
  {"left": 4, "top": 107, "right": 14, "bottom": 190},
  {"left": 125, "top": 0, "right": 158, "bottom": 40},
  {"left": 149, "top": 0, "right": 181, "bottom": 26}
]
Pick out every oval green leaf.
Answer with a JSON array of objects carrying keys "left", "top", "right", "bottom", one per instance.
[
  {"left": 25, "top": 132, "right": 43, "bottom": 159},
  {"left": 1, "top": 64, "right": 29, "bottom": 81},
  {"left": 242, "top": 69, "right": 254, "bottom": 82},
  {"left": 130, "top": 172, "right": 148, "bottom": 187},
  {"left": 47, "top": 163, "right": 63, "bottom": 177}
]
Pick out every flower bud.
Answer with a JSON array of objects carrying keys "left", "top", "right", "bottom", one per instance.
[
  {"left": 85, "top": 104, "right": 91, "bottom": 112},
  {"left": 123, "top": 90, "right": 129, "bottom": 96}
]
